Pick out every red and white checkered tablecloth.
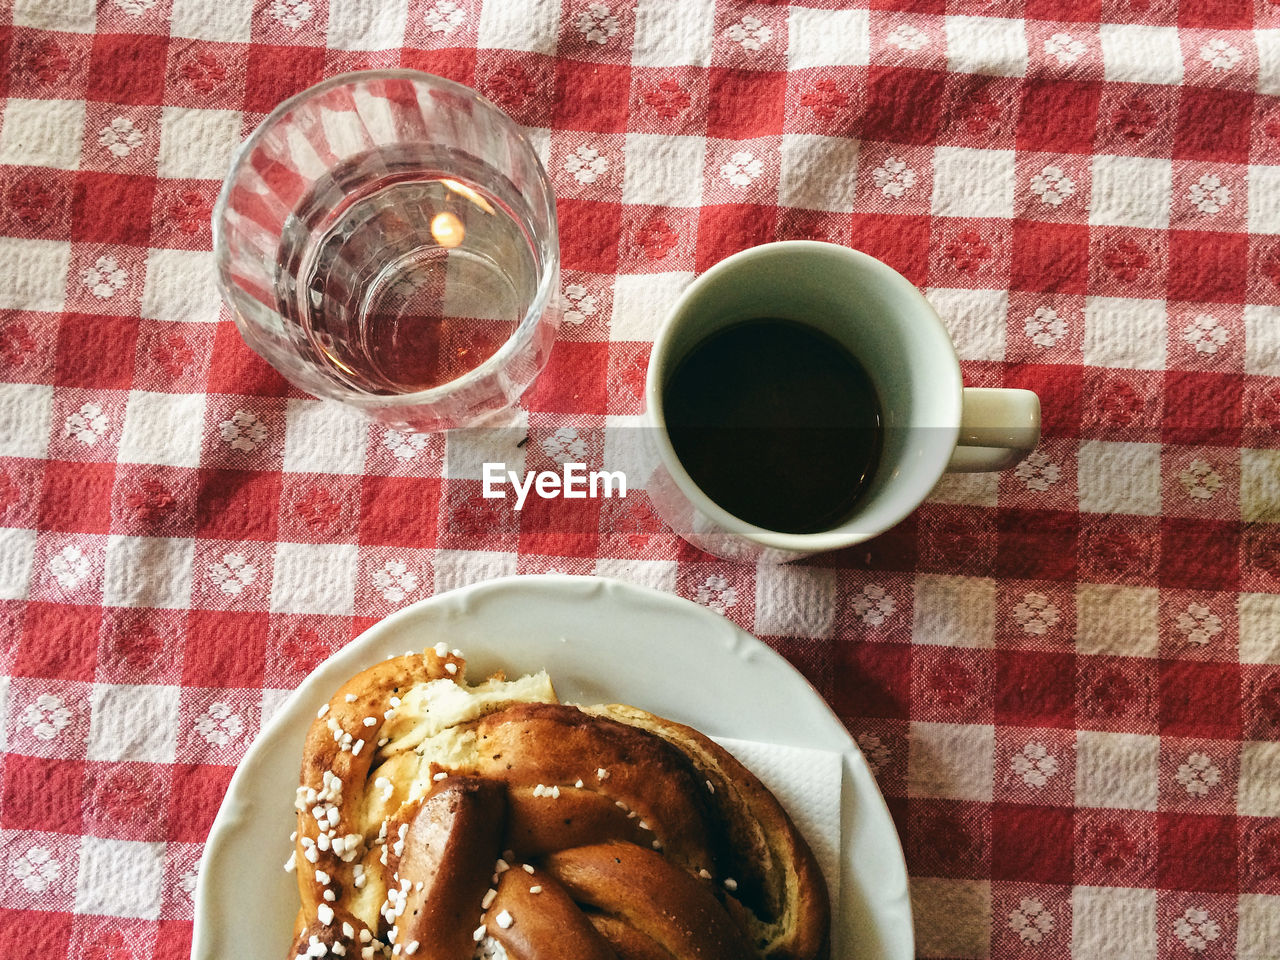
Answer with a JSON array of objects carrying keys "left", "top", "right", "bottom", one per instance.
[{"left": 2, "top": 0, "right": 1279, "bottom": 957}]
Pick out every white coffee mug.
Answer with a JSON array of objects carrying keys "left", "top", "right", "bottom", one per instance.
[{"left": 643, "top": 241, "right": 1040, "bottom": 562}]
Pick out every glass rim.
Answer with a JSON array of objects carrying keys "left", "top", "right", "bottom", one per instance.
[{"left": 210, "top": 68, "right": 560, "bottom": 412}]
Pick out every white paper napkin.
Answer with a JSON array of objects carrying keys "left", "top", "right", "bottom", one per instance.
[{"left": 712, "top": 737, "right": 843, "bottom": 911}]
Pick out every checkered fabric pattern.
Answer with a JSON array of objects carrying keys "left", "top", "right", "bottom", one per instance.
[{"left": 0, "top": 0, "right": 1278, "bottom": 956}]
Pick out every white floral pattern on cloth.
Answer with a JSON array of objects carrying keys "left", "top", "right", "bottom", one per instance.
[
  {"left": 1176, "top": 753, "right": 1222, "bottom": 796},
  {"left": 1025, "top": 306, "right": 1068, "bottom": 347},
  {"left": 1013, "top": 592, "right": 1061, "bottom": 635},
  {"left": 83, "top": 255, "right": 128, "bottom": 298},
  {"left": 208, "top": 553, "right": 257, "bottom": 596},
  {"left": 269, "top": 0, "right": 313, "bottom": 29},
  {"left": 1199, "top": 39, "right": 1242, "bottom": 71},
  {"left": 873, "top": 157, "right": 917, "bottom": 198},
  {"left": 1008, "top": 898, "right": 1055, "bottom": 944},
  {"left": 576, "top": 3, "right": 619, "bottom": 45},
  {"left": 855, "top": 732, "right": 891, "bottom": 775},
  {"left": 114, "top": 0, "right": 157, "bottom": 13},
  {"left": 196, "top": 702, "right": 244, "bottom": 746},
  {"left": 1015, "top": 450, "right": 1060, "bottom": 492},
  {"left": 1044, "top": 33, "right": 1086, "bottom": 66},
  {"left": 49, "top": 544, "right": 91, "bottom": 590},
  {"left": 1188, "top": 174, "right": 1230, "bottom": 214},
  {"left": 725, "top": 15, "right": 772, "bottom": 51},
  {"left": 1183, "top": 314, "right": 1229, "bottom": 355},
  {"left": 887, "top": 25, "right": 929, "bottom": 52},
  {"left": 1011, "top": 742, "right": 1060, "bottom": 788},
  {"left": 64, "top": 402, "right": 109, "bottom": 445},
  {"left": 562, "top": 284, "right": 598, "bottom": 325},
  {"left": 180, "top": 863, "right": 201, "bottom": 898},
  {"left": 382, "top": 428, "right": 431, "bottom": 462},
  {"left": 423, "top": 0, "right": 466, "bottom": 34},
  {"left": 1174, "top": 907, "right": 1222, "bottom": 952},
  {"left": 851, "top": 584, "right": 896, "bottom": 625},
  {"left": 565, "top": 146, "right": 609, "bottom": 184},
  {"left": 696, "top": 574, "right": 737, "bottom": 614},
  {"left": 1178, "top": 459, "right": 1223, "bottom": 500},
  {"left": 220, "top": 410, "right": 268, "bottom": 452},
  {"left": 372, "top": 559, "right": 419, "bottom": 602},
  {"left": 1176, "top": 603, "right": 1223, "bottom": 644},
  {"left": 98, "top": 117, "right": 144, "bottom": 158},
  {"left": 21, "top": 693, "right": 72, "bottom": 741},
  {"left": 540, "top": 425, "right": 588, "bottom": 464},
  {"left": 720, "top": 151, "right": 763, "bottom": 187},
  {"left": 1030, "top": 166, "right": 1076, "bottom": 206},
  {"left": 12, "top": 847, "right": 61, "bottom": 893}
]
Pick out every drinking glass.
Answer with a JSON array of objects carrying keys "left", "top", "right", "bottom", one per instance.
[{"left": 212, "top": 70, "right": 560, "bottom": 431}]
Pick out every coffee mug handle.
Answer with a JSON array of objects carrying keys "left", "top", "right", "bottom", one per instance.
[{"left": 945, "top": 387, "right": 1042, "bottom": 473}]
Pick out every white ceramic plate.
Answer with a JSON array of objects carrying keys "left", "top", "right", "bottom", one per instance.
[{"left": 193, "top": 574, "right": 913, "bottom": 960}]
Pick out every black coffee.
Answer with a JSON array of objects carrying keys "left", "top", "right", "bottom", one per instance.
[{"left": 663, "top": 318, "right": 883, "bottom": 534}]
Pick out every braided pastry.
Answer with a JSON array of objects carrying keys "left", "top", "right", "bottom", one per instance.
[{"left": 285, "top": 645, "right": 830, "bottom": 960}]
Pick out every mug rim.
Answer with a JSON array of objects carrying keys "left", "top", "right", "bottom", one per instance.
[
  {"left": 643, "top": 239, "right": 963, "bottom": 552},
  {"left": 210, "top": 68, "right": 560, "bottom": 412}
]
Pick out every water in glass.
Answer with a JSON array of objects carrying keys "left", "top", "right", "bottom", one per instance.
[{"left": 276, "top": 145, "right": 540, "bottom": 395}]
